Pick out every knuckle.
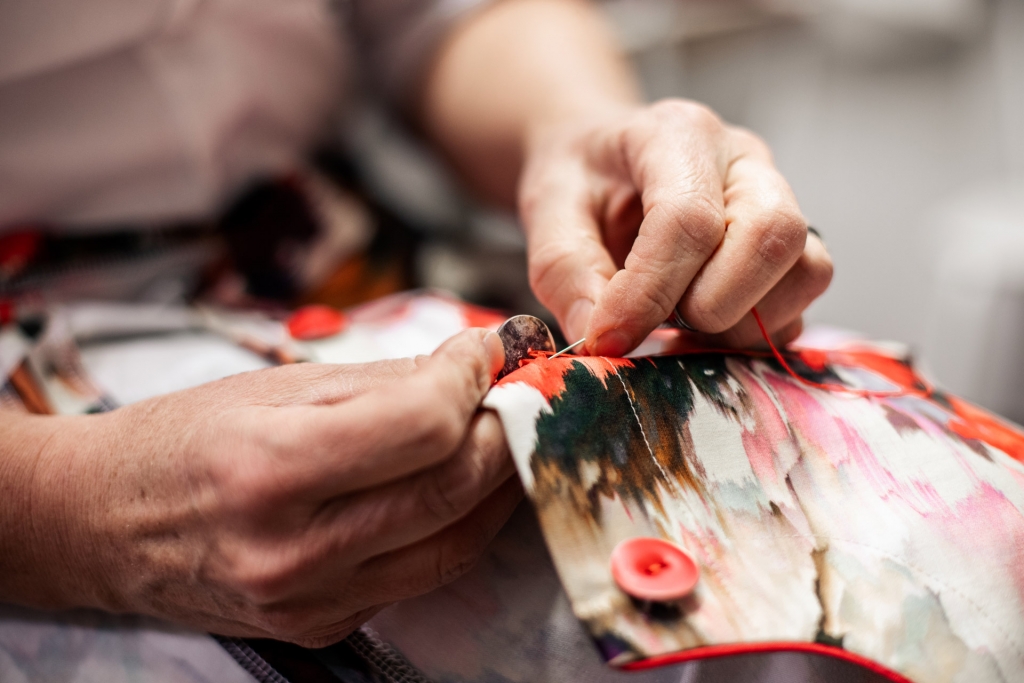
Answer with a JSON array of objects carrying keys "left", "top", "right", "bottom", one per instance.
[
  {"left": 433, "top": 539, "right": 485, "bottom": 589},
  {"left": 752, "top": 211, "right": 807, "bottom": 270},
  {"left": 472, "top": 415, "right": 510, "bottom": 470},
  {"left": 628, "top": 272, "right": 681, "bottom": 321},
  {"left": 648, "top": 193, "right": 726, "bottom": 256},
  {"left": 278, "top": 608, "right": 377, "bottom": 648},
  {"left": 686, "top": 206, "right": 728, "bottom": 253},
  {"left": 293, "top": 634, "right": 343, "bottom": 649},
  {"left": 255, "top": 609, "right": 305, "bottom": 641},
  {"left": 206, "top": 447, "right": 282, "bottom": 513},
  {"left": 728, "top": 126, "right": 772, "bottom": 158},
  {"left": 802, "top": 249, "right": 835, "bottom": 297},
  {"left": 436, "top": 333, "right": 491, "bottom": 394},
  {"left": 650, "top": 99, "right": 722, "bottom": 132},
  {"left": 250, "top": 602, "right": 378, "bottom": 651},
  {"left": 221, "top": 541, "right": 324, "bottom": 608},
  {"left": 292, "top": 622, "right": 363, "bottom": 649},
  {"left": 228, "top": 553, "right": 294, "bottom": 606},
  {"left": 438, "top": 554, "right": 478, "bottom": 587},
  {"left": 256, "top": 608, "right": 353, "bottom": 646},
  {"left": 686, "top": 297, "right": 735, "bottom": 334}
]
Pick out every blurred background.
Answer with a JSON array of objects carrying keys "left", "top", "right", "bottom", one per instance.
[{"left": 342, "top": 0, "right": 1024, "bottom": 422}]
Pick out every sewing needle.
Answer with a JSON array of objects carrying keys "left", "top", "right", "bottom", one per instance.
[{"left": 550, "top": 338, "right": 586, "bottom": 359}]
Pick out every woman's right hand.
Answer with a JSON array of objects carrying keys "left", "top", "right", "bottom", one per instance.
[{"left": 0, "top": 329, "right": 520, "bottom": 648}]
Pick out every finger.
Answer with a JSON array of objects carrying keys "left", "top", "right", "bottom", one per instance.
[
  {"left": 695, "top": 232, "right": 832, "bottom": 348},
  {"left": 677, "top": 127, "right": 808, "bottom": 333},
  {"left": 347, "top": 478, "right": 524, "bottom": 607},
  {"left": 267, "top": 605, "right": 385, "bottom": 650},
  {"left": 207, "top": 596, "right": 386, "bottom": 648},
  {"left": 312, "top": 411, "right": 514, "bottom": 564},
  {"left": 268, "top": 328, "right": 505, "bottom": 496},
  {"left": 771, "top": 318, "right": 805, "bottom": 347},
  {"left": 520, "top": 156, "right": 618, "bottom": 342},
  {"left": 584, "top": 100, "right": 729, "bottom": 357},
  {"left": 209, "top": 416, "right": 513, "bottom": 614}
]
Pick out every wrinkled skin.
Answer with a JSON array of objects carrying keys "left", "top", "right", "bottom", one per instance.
[
  {"left": 3, "top": 330, "right": 520, "bottom": 648},
  {"left": 520, "top": 100, "right": 833, "bottom": 356}
]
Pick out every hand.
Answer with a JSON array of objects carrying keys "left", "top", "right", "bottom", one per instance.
[
  {"left": 9, "top": 329, "right": 519, "bottom": 648},
  {"left": 519, "top": 99, "right": 833, "bottom": 356}
]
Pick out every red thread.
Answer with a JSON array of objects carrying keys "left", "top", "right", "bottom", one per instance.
[
  {"left": 750, "top": 308, "right": 930, "bottom": 399},
  {"left": 536, "top": 309, "right": 932, "bottom": 400}
]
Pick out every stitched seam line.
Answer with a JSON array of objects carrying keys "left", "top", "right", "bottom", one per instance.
[{"left": 604, "top": 358, "right": 668, "bottom": 483}]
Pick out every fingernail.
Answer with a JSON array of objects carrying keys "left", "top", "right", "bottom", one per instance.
[
  {"left": 483, "top": 331, "right": 506, "bottom": 379},
  {"left": 565, "top": 298, "right": 594, "bottom": 342},
  {"left": 591, "top": 330, "right": 632, "bottom": 358}
]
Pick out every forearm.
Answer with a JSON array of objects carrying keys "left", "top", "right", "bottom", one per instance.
[{"left": 420, "top": 0, "right": 641, "bottom": 206}]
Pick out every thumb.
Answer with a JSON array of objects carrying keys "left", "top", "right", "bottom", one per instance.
[
  {"left": 521, "top": 178, "right": 617, "bottom": 343},
  {"left": 413, "top": 328, "right": 507, "bottom": 422},
  {"left": 276, "top": 328, "right": 508, "bottom": 495}
]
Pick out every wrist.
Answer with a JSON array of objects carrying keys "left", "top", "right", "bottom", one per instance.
[
  {"left": 0, "top": 412, "right": 115, "bottom": 611},
  {"left": 0, "top": 412, "right": 65, "bottom": 606}
]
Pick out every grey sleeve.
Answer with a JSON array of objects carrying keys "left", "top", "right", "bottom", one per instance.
[{"left": 343, "top": 0, "right": 494, "bottom": 109}]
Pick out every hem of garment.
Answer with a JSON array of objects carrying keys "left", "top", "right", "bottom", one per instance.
[{"left": 620, "top": 641, "right": 914, "bottom": 683}]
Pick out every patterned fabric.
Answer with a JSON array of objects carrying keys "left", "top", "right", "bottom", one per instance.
[{"left": 483, "top": 343, "right": 1024, "bottom": 683}]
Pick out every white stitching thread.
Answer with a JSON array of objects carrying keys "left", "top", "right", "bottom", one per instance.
[{"left": 603, "top": 358, "right": 670, "bottom": 484}]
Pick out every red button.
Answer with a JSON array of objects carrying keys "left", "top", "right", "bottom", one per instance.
[
  {"left": 287, "top": 305, "right": 348, "bottom": 340},
  {"left": 610, "top": 537, "right": 699, "bottom": 602}
]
